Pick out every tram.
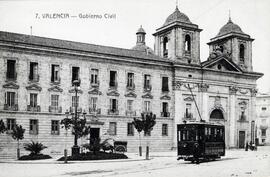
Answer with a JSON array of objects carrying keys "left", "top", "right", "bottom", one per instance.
[{"left": 177, "top": 121, "right": 225, "bottom": 163}]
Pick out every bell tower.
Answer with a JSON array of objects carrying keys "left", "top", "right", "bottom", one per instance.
[
  {"left": 153, "top": 6, "right": 202, "bottom": 65},
  {"left": 207, "top": 17, "right": 254, "bottom": 71}
]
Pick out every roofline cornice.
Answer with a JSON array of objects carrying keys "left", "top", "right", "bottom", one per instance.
[
  {"left": 0, "top": 41, "right": 173, "bottom": 68},
  {"left": 153, "top": 22, "right": 202, "bottom": 36}
]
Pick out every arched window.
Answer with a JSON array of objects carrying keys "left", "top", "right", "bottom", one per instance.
[
  {"left": 239, "top": 44, "right": 245, "bottom": 61},
  {"left": 184, "top": 35, "right": 191, "bottom": 52},
  {"left": 163, "top": 37, "right": 168, "bottom": 58},
  {"left": 210, "top": 109, "right": 224, "bottom": 119}
]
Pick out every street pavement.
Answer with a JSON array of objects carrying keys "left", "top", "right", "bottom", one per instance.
[{"left": 0, "top": 146, "right": 269, "bottom": 177}]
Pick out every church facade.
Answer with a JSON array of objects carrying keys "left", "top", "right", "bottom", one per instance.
[{"left": 0, "top": 7, "right": 262, "bottom": 159}]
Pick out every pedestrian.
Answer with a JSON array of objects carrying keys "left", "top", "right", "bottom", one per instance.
[{"left": 245, "top": 142, "right": 249, "bottom": 151}]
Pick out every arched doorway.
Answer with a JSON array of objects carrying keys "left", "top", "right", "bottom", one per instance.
[{"left": 210, "top": 109, "right": 224, "bottom": 119}]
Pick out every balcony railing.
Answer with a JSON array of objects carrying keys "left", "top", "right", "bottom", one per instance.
[
  {"left": 184, "top": 113, "right": 193, "bottom": 119},
  {"left": 143, "top": 85, "right": 152, "bottom": 92},
  {"left": 90, "top": 80, "right": 100, "bottom": 88},
  {"left": 126, "top": 110, "right": 136, "bottom": 117},
  {"left": 239, "top": 115, "right": 247, "bottom": 121},
  {"left": 108, "top": 109, "right": 119, "bottom": 115},
  {"left": 4, "top": 104, "right": 18, "bottom": 111},
  {"left": 29, "top": 74, "right": 40, "bottom": 82},
  {"left": 161, "top": 112, "right": 170, "bottom": 117},
  {"left": 163, "top": 49, "right": 168, "bottom": 58},
  {"left": 89, "top": 108, "right": 101, "bottom": 115},
  {"left": 126, "top": 83, "right": 135, "bottom": 91},
  {"left": 49, "top": 106, "right": 62, "bottom": 113},
  {"left": 27, "top": 105, "right": 41, "bottom": 112},
  {"left": 69, "top": 107, "right": 82, "bottom": 113},
  {"left": 109, "top": 81, "right": 118, "bottom": 90},
  {"left": 51, "top": 78, "right": 61, "bottom": 84},
  {"left": 6, "top": 72, "right": 17, "bottom": 81}
]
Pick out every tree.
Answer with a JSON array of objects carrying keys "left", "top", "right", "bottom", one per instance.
[
  {"left": 61, "top": 117, "right": 73, "bottom": 163},
  {"left": 133, "top": 112, "right": 156, "bottom": 159},
  {"left": 11, "top": 124, "right": 25, "bottom": 159},
  {"left": 141, "top": 112, "right": 156, "bottom": 160},
  {"left": 60, "top": 115, "right": 90, "bottom": 156},
  {"left": 132, "top": 118, "right": 144, "bottom": 156},
  {"left": 0, "top": 119, "right": 6, "bottom": 134}
]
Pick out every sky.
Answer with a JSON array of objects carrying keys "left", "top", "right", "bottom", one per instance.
[{"left": 0, "top": 0, "right": 269, "bottom": 93}]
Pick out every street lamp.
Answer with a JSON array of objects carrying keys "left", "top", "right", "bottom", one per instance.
[{"left": 65, "top": 79, "right": 87, "bottom": 156}]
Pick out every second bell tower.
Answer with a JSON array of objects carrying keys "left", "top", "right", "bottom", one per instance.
[{"left": 153, "top": 6, "right": 202, "bottom": 65}]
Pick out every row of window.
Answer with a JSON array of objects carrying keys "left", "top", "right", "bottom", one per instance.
[
  {"left": 5, "top": 119, "right": 168, "bottom": 136},
  {"left": 4, "top": 92, "right": 171, "bottom": 117},
  {"left": 5, "top": 60, "right": 170, "bottom": 92}
]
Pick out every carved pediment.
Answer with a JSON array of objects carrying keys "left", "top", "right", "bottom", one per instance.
[
  {"left": 239, "top": 88, "right": 248, "bottom": 95},
  {"left": 88, "top": 88, "right": 102, "bottom": 95},
  {"left": 202, "top": 57, "right": 242, "bottom": 73},
  {"left": 107, "top": 90, "right": 119, "bottom": 97},
  {"left": 26, "top": 84, "right": 42, "bottom": 91},
  {"left": 48, "top": 85, "right": 63, "bottom": 92},
  {"left": 3, "top": 82, "right": 19, "bottom": 89},
  {"left": 69, "top": 89, "right": 83, "bottom": 94},
  {"left": 239, "top": 100, "right": 247, "bottom": 107},
  {"left": 125, "top": 92, "right": 137, "bottom": 98},
  {"left": 184, "top": 96, "right": 193, "bottom": 102},
  {"left": 160, "top": 95, "right": 171, "bottom": 100},
  {"left": 142, "top": 92, "right": 153, "bottom": 99}
]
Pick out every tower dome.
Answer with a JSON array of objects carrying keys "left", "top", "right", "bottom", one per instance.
[
  {"left": 132, "top": 26, "right": 154, "bottom": 54},
  {"left": 216, "top": 18, "right": 245, "bottom": 37},
  {"left": 163, "top": 6, "right": 191, "bottom": 26}
]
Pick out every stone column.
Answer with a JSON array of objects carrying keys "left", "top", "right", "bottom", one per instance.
[
  {"left": 198, "top": 83, "right": 209, "bottom": 121},
  {"left": 172, "top": 81, "right": 183, "bottom": 148},
  {"left": 250, "top": 88, "right": 257, "bottom": 143},
  {"left": 229, "top": 86, "right": 238, "bottom": 148}
]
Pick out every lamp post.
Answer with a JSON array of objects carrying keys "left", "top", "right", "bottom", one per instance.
[
  {"left": 66, "top": 79, "right": 87, "bottom": 156},
  {"left": 72, "top": 80, "right": 80, "bottom": 155}
]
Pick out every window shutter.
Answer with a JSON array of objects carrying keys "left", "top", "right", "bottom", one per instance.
[
  {"left": 15, "top": 92, "right": 18, "bottom": 105},
  {"left": 109, "top": 99, "right": 112, "bottom": 110},
  {"left": 51, "top": 65, "right": 54, "bottom": 82},
  {"left": 5, "top": 92, "right": 7, "bottom": 104},
  {"left": 116, "top": 100, "right": 118, "bottom": 111}
]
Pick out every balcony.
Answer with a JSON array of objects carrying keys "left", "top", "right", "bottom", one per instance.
[
  {"left": 184, "top": 113, "right": 193, "bottom": 119},
  {"left": 90, "top": 81, "right": 100, "bottom": 88},
  {"left": 108, "top": 109, "right": 119, "bottom": 115},
  {"left": 27, "top": 105, "right": 41, "bottom": 112},
  {"left": 126, "top": 83, "right": 135, "bottom": 91},
  {"left": 6, "top": 72, "right": 17, "bottom": 81},
  {"left": 143, "top": 85, "right": 152, "bottom": 92},
  {"left": 69, "top": 107, "right": 82, "bottom": 113},
  {"left": 4, "top": 104, "right": 18, "bottom": 111},
  {"left": 51, "top": 78, "right": 61, "bottom": 85},
  {"left": 238, "top": 115, "right": 247, "bottom": 122},
  {"left": 126, "top": 110, "right": 136, "bottom": 117},
  {"left": 89, "top": 108, "right": 101, "bottom": 115},
  {"left": 29, "top": 74, "right": 40, "bottom": 82},
  {"left": 49, "top": 106, "right": 62, "bottom": 113},
  {"left": 161, "top": 112, "right": 170, "bottom": 117},
  {"left": 163, "top": 49, "right": 168, "bottom": 58},
  {"left": 109, "top": 81, "right": 118, "bottom": 90}
]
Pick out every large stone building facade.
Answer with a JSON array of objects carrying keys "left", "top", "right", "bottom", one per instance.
[
  {"left": 256, "top": 93, "right": 270, "bottom": 145},
  {"left": 0, "top": 7, "right": 263, "bottom": 159}
]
